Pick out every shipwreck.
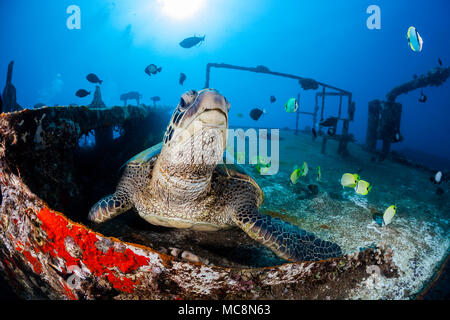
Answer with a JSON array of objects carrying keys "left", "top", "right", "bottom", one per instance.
[{"left": 0, "top": 63, "right": 399, "bottom": 300}]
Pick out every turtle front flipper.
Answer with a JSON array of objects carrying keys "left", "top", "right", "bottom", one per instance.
[
  {"left": 232, "top": 206, "right": 342, "bottom": 262},
  {"left": 88, "top": 193, "right": 132, "bottom": 224}
]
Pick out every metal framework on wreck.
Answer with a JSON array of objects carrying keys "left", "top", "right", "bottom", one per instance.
[
  {"left": 204, "top": 63, "right": 355, "bottom": 155},
  {"left": 365, "top": 66, "right": 450, "bottom": 158}
]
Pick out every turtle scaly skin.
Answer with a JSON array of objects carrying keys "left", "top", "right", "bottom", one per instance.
[{"left": 88, "top": 89, "right": 342, "bottom": 262}]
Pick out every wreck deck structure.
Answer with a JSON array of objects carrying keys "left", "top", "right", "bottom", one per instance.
[
  {"left": 365, "top": 66, "right": 450, "bottom": 159},
  {"left": 204, "top": 63, "right": 355, "bottom": 156}
]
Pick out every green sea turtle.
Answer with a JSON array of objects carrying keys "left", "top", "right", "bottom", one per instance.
[{"left": 88, "top": 89, "right": 342, "bottom": 262}]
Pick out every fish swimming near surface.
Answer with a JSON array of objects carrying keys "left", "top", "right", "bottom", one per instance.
[
  {"left": 86, "top": 73, "right": 103, "bottom": 85},
  {"left": 383, "top": 205, "right": 397, "bottom": 226},
  {"left": 418, "top": 90, "right": 427, "bottom": 103},
  {"left": 407, "top": 26, "right": 423, "bottom": 52},
  {"left": 145, "top": 64, "right": 162, "bottom": 76},
  {"left": 355, "top": 180, "right": 372, "bottom": 196},
  {"left": 179, "top": 73, "right": 187, "bottom": 85},
  {"left": 236, "top": 112, "right": 244, "bottom": 118},
  {"left": 438, "top": 58, "right": 443, "bottom": 66},
  {"left": 179, "top": 35, "right": 205, "bottom": 48},
  {"left": 250, "top": 108, "right": 265, "bottom": 121},
  {"left": 270, "top": 96, "right": 276, "bottom": 103},
  {"left": 284, "top": 98, "right": 298, "bottom": 113},
  {"left": 76, "top": 89, "right": 90, "bottom": 98}
]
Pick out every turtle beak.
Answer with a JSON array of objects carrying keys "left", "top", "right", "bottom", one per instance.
[{"left": 197, "top": 89, "right": 229, "bottom": 128}]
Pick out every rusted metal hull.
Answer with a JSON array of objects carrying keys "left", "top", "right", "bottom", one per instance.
[{"left": 0, "top": 107, "right": 398, "bottom": 300}]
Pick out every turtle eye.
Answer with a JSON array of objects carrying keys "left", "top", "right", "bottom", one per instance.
[
  {"left": 179, "top": 91, "right": 196, "bottom": 110},
  {"left": 179, "top": 97, "right": 187, "bottom": 110}
]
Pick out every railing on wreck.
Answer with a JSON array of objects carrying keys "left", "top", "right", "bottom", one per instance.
[
  {"left": 204, "top": 63, "right": 355, "bottom": 156},
  {"left": 365, "top": 66, "right": 450, "bottom": 159}
]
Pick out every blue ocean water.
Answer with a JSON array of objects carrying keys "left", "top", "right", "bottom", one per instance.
[
  {"left": 1, "top": 0, "right": 449, "bottom": 161},
  {"left": 0, "top": 0, "right": 449, "bottom": 300}
]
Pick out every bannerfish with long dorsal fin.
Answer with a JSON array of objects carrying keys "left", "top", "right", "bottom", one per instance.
[
  {"left": 284, "top": 98, "right": 298, "bottom": 113},
  {"left": 407, "top": 26, "right": 423, "bottom": 52}
]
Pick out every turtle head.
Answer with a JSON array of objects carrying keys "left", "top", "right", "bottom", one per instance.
[{"left": 161, "top": 89, "right": 230, "bottom": 175}]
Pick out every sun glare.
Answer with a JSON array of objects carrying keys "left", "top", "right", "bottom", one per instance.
[{"left": 160, "top": 0, "right": 205, "bottom": 20}]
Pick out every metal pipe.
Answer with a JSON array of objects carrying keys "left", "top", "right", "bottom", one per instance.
[
  {"left": 205, "top": 63, "right": 352, "bottom": 94},
  {"left": 320, "top": 86, "right": 326, "bottom": 121}
]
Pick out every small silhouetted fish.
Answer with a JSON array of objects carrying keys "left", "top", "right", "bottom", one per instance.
[
  {"left": 236, "top": 113, "right": 244, "bottom": 118},
  {"left": 151, "top": 96, "right": 161, "bottom": 102},
  {"left": 327, "top": 127, "right": 336, "bottom": 136},
  {"left": 179, "top": 35, "right": 205, "bottom": 48},
  {"left": 413, "top": 74, "right": 418, "bottom": 79},
  {"left": 250, "top": 108, "right": 265, "bottom": 121},
  {"left": 320, "top": 117, "right": 338, "bottom": 127},
  {"left": 393, "top": 132, "right": 402, "bottom": 142},
  {"left": 76, "top": 89, "right": 90, "bottom": 98},
  {"left": 179, "top": 73, "right": 187, "bottom": 85},
  {"left": 145, "top": 64, "right": 162, "bottom": 76},
  {"left": 418, "top": 90, "right": 427, "bottom": 103},
  {"left": 307, "top": 184, "right": 319, "bottom": 195},
  {"left": 312, "top": 127, "right": 317, "bottom": 138},
  {"left": 270, "top": 96, "right": 276, "bottom": 103},
  {"left": 438, "top": 58, "right": 443, "bottom": 66},
  {"left": 86, "top": 73, "right": 103, "bottom": 85},
  {"left": 436, "top": 187, "right": 444, "bottom": 196}
]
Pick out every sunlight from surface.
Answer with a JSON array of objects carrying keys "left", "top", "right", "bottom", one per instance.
[{"left": 159, "top": 0, "right": 205, "bottom": 20}]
